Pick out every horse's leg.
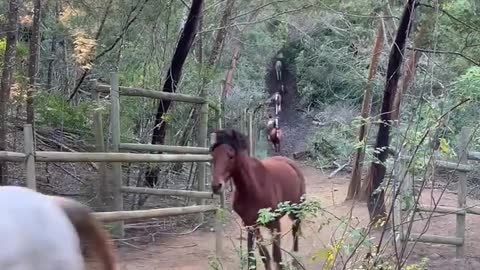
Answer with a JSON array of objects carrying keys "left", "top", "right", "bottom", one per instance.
[
  {"left": 255, "top": 228, "right": 272, "bottom": 270},
  {"left": 247, "top": 227, "right": 257, "bottom": 270},
  {"left": 270, "top": 220, "right": 284, "bottom": 270},
  {"left": 288, "top": 214, "right": 302, "bottom": 269},
  {"left": 288, "top": 213, "right": 301, "bottom": 252}
]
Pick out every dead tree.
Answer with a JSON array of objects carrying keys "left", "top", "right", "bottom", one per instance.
[{"left": 364, "top": 0, "right": 418, "bottom": 221}]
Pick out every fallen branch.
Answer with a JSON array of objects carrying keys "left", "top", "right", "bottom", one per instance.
[
  {"left": 329, "top": 158, "right": 351, "bottom": 179},
  {"left": 35, "top": 132, "right": 99, "bottom": 171}
]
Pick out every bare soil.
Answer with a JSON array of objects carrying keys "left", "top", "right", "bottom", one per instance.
[{"left": 86, "top": 165, "right": 480, "bottom": 270}]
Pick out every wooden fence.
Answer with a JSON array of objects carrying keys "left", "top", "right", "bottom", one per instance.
[
  {"left": 395, "top": 127, "right": 479, "bottom": 257},
  {"left": 0, "top": 72, "right": 225, "bottom": 257}
]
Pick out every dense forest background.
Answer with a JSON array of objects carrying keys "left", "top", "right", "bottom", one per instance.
[
  {"left": 1, "top": 0, "right": 480, "bottom": 268},
  {"left": 0, "top": 0, "right": 479, "bottom": 204}
]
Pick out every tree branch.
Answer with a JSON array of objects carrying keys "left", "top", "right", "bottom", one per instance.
[
  {"left": 419, "top": 3, "right": 480, "bottom": 33},
  {"left": 407, "top": 47, "right": 480, "bottom": 66},
  {"left": 199, "top": 4, "right": 315, "bottom": 34},
  {"left": 68, "top": 0, "right": 150, "bottom": 102}
]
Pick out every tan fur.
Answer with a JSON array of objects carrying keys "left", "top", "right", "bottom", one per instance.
[{"left": 48, "top": 196, "right": 117, "bottom": 270}]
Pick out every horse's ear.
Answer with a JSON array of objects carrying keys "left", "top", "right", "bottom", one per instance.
[{"left": 209, "top": 132, "right": 217, "bottom": 146}]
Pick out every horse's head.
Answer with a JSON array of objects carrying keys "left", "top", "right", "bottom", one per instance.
[{"left": 209, "top": 129, "right": 248, "bottom": 194}]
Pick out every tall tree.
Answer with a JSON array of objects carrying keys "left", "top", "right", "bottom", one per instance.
[
  {"left": 26, "top": 0, "right": 42, "bottom": 126},
  {"left": 0, "top": 0, "right": 19, "bottom": 185},
  {"left": 208, "top": 0, "right": 236, "bottom": 67},
  {"left": 346, "top": 17, "right": 385, "bottom": 200},
  {"left": 391, "top": 18, "right": 431, "bottom": 121},
  {"left": 46, "top": 0, "right": 60, "bottom": 90},
  {"left": 364, "top": 0, "right": 417, "bottom": 221},
  {"left": 221, "top": 0, "right": 265, "bottom": 102},
  {"left": 171, "top": 0, "right": 237, "bottom": 173},
  {"left": 145, "top": 0, "right": 204, "bottom": 186}
]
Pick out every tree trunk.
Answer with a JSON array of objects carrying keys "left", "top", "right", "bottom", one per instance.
[
  {"left": 391, "top": 19, "right": 429, "bottom": 121},
  {"left": 208, "top": 0, "right": 236, "bottom": 67},
  {"left": 221, "top": 1, "right": 264, "bottom": 103},
  {"left": 0, "top": 0, "right": 19, "bottom": 185},
  {"left": 364, "top": 0, "right": 417, "bottom": 221},
  {"left": 346, "top": 18, "right": 385, "bottom": 201},
  {"left": 172, "top": 0, "right": 237, "bottom": 172},
  {"left": 46, "top": 0, "right": 59, "bottom": 90},
  {"left": 26, "top": 0, "right": 42, "bottom": 126},
  {"left": 145, "top": 0, "right": 204, "bottom": 187}
]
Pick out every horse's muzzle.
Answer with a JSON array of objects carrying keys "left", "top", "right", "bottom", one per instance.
[{"left": 212, "top": 183, "right": 224, "bottom": 195}]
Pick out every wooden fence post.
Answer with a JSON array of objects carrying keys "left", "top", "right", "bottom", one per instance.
[
  {"left": 23, "top": 124, "right": 36, "bottom": 190},
  {"left": 91, "top": 80, "right": 109, "bottom": 211},
  {"left": 196, "top": 102, "right": 209, "bottom": 223},
  {"left": 213, "top": 107, "right": 225, "bottom": 259},
  {"left": 248, "top": 111, "right": 254, "bottom": 156},
  {"left": 110, "top": 73, "right": 124, "bottom": 237},
  {"left": 456, "top": 127, "right": 469, "bottom": 257}
]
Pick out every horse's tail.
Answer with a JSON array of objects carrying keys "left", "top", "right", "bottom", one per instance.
[{"left": 52, "top": 197, "right": 116, "bottom": 270}]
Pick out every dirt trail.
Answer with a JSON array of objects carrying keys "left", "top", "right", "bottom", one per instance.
[
  {"left": 265, "top": 56, "right": 315, "bottom": 157},
  {"left": 96, "top": 166, "right": 369, "bottom": 270},
  {"left": 87, "top": 165, "right": 480, "bottom": 270}
]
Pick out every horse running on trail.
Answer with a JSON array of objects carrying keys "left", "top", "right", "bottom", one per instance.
[
  {"left": 210, "top": 129, "right": 306, "bottom": 270},
  {"left": 0, "top": 186, "right": 116, "bottom": 270},
  {"left": 275, "top": 60, "right": 282, "bottom": 82},
  {"left": 274, "top": 92, "right": 282, "bottom": 114},
  {"left": 266, "top": 117, "right": 282, "bottom": 153}
]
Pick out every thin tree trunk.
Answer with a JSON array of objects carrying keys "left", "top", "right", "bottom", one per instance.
[
  {"left": 364, "top": 0, "right": 417, "bottom": 221},
  {"left": 391, "top": 20, "right": 429, "bottom": 121},
  {"left": 221, "top": 1, "right": 264, "bottom": 102},
  {"left": 0, "top": 0, "right": 19, "bottom": 185},
  {"left": 208, "top": 0, "right": 236, "bottom": 67},
  {"left": 145, "top": 0, "right": 204, "bottom": 187},
  {"left": 46, "top": 0, "right": 59, "bottom": 90},
  {"left": 346, "top": 18, "right": 385, "bottom": 200},
  {"left": 26, "top": 0, "right": 42, "bottom": 126}
]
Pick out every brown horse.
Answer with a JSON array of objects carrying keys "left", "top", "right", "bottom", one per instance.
[
  {"left": 268, "top": 127, "right": 282, "bottom": 152},
  {"left": 210, "top": 129, "right": 306, "bottom": 270}
]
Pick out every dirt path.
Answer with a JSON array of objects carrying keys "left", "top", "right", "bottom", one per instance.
[
  {"left": 90, "top": 166, "right": 480, "bottom": 270},
  {"left": 96, "top": 166, "right": 369, "bottom": 270}
]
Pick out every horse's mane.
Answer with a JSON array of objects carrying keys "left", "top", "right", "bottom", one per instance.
[{"left": 210, "top": 129, "right": 248, "bottom": 152}]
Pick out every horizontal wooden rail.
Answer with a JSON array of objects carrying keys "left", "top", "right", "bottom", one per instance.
[
  {"left": 96, "top": 84, "right": 206, "bottom": 104},
  {"left": 119, "top": 143, "right": 210, "bottom": 154},
  {"left": 0, "top": 151, "right": 212, "bottom": 163},
  {"left": 0, "top": 151, "right": 26, "bottom": 162},
  {"left": 416, "top": 205, "right": 480, "bottom": 215},
  {"left": 93, "top": 205, "right": 217, "bottom": 222},
  {"left": 404, "top": 233, "right": 463, "bottom": 246},
  {"left": 468, "top": 151, "right": 480, "bottom": 161},
  {"left": 435, "top": 160, "right": 472, "bottom": 172},
  {"left": 416, "top": 205, "right": 466, "bottom": 215},
  {"left": 120, "top": 186, "right": 216, "bottom": 199}
]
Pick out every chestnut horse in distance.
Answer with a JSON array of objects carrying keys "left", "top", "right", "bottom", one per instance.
[
  {"left": 210, "top": 129, "right": 306, "bottom": 270},
  {"left": 267, "top": 117, "right": 282, "bottom": 152},
  {"left": 0, "top": 186, "right": 116, "bottom": 270}
]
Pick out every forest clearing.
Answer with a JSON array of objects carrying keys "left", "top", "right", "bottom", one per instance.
[{"left": 1, "top": 0, "right": 480, "bottom": 269}]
